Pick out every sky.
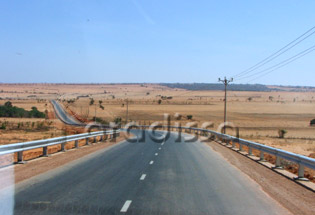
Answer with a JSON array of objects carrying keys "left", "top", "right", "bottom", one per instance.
[{"left": 0, "top": 0, "right": 315, "bottom": 86}]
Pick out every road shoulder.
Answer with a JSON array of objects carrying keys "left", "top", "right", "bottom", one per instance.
[{"left": 206, "top": 141, "right": 315, "bottom": 215}]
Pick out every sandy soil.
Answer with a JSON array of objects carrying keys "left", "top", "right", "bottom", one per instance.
[{"left": 1, "top": 83, "right": 314, "bottom": 157}]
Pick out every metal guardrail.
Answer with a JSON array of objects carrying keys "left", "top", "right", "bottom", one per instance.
[
  {"left": 0, "top": 129, "right": 120, "bottom": 164},
  {"left": 139, "top": 125, "right": 315, "bottom": 181}
]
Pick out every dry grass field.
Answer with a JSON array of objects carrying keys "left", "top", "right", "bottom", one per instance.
[{"left": 1, "top": 83, "right": 315, "bottom": 159}]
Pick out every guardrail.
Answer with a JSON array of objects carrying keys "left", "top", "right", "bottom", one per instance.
[
  {"left": 139, "top": 125, "right": 315, "bottom": 181},
  {"left": 0, "top": 129, "right": 120, "bottom": 164}
]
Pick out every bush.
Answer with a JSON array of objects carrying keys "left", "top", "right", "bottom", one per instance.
[
  {"left": 0, "top": 101, "right": 45, "bottom": 118},
  {"left": 310, "top": 119, "right": 315, "bottom": 126},
  {"left": 278, "top": 129, "right": 287, "bottom": 138},
  {"left": 187, "top": 115, "right": 193, "bottom": 120},
  {"left": 0, "top": 122, "right": 6, "bottom": 130},
  {"left": 92, "top": 117, "right": 108, "bottom": 125},
  {"left": 114, "top": 117, "right": 122, "bottom": 125},
  {"left": 89, "top": 98, "right": 94, "bottom": 105},
  {"left": 158, "top": 99, "right": 162, "bottom": 105}
]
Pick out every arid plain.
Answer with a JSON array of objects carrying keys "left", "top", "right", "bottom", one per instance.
[{"left": 1, "top": 83, "right": 315, "bottom": 159}]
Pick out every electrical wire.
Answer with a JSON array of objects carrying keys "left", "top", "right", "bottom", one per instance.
[{"left": 233, "top": 26, "right": 315, "bottom": 79}]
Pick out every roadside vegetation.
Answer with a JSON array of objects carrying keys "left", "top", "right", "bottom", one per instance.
[{"left": 0, "top": 101, "right": 45, "bottom": 118}]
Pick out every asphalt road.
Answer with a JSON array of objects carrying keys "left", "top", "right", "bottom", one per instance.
[
  {"left": 51, "top": 100, "right": 84, "bottom": 126},
  {"left": 11, "top": 130, "right": 287, "bottom": 215}
]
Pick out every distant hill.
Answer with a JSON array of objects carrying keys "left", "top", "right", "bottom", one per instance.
[{"left": 159, "top": 83, "right": 315, "bottom": 92}]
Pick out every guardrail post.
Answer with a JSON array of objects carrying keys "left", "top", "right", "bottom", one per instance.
[
  {"left": 17, "top": 151, "right": 26, "bottom": 164},
  {"left": 75, "top": 140, "right": 79, "bottom": 148},
  {"left": 259, "top": 151, "right": 266, "bottom": 161},
  {"left": 232, "top": 139, "right": 236, "bottom": 148},
  {"left": 93, "top": 136, "right": 97, "bottom": 143},
  {"left": 248, "top": 147, "right": 252, "bottom": 156},
  {"left": 61, "top": 142, "right": 66, "bottom": 152},
  {"left": 295, "top": 164, "right": 309, "bottom": 181},
  {"left": 85, "top": 138, "right": 89, "bottom": 145},
  {"left": 43, "top": 146, "right": 49, "bottom": 157},
  {"left": 100, "top": 135, "right": 103, "bottom": 142},
  {"left": 239, "top": 143, "right": 243, "bottom": 152},
  {"left": 273, "top": 156, "right": 282, "bottom": 169}
]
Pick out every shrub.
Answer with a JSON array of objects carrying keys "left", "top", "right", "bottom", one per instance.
[
  {"left": 278, "top": 129, "right": 287, "bottom": 138},
  {"left": 89, "top": 98, "right": 94, "bottom": 105},
  {"left": 310, "top": 119, "right": 315, "bottom": 126},
  {"left": 158, "top": 99, "right": 162, "bottom": 105},
  {"left": 114, "top": 117, "right": 122, "bottom": 125},
  {"left": 0, "top": 102, "right": 45, "bottom": 118},
  {"left": 187, "top": 115, "right": 193, "bottom": 120},
  {"left": 0, "top": 122, "right": 6, "bottom": 130}
]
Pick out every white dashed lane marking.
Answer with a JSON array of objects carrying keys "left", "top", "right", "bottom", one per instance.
[
  {"left": 150, "top": 161, "right": 154, "bottom": 165},
  {"left": 140, "top": 174, "right": 146, "bottom": 180},
  {"left": 120, "top": 200, "right": 132, "bottom": 213},
  {"left": 159, "top": 147, "right": 161, "bottom": 150},
  {"left": 155, "top": 153, "right": 158, "bottom": 156}
]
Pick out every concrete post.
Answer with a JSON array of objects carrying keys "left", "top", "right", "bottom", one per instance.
[
  {"left": 61, "top": 142, "right": 66, "bottom": 152},
  {"left": 75, "top": 140, "right": 79, "bottom": 148},
  {"left": 248, "top": 147, "right": 252, "bottom": 156},
  {"left": 43, "top": 146, "right": 49, "bottom": 157},
  {"left": 295, "top": 164, "right": 308, "bottom": 181},
  {"left": 259, "top": 151, "right": 265, "bottom": 161},
  {"left": 17, "top": 151, "right": 26, "bottom": 164},
  {"left": 274, "top": 156, "right": 283, "bottom": 169},
  {"left": 239, "top": 143, "right": 243, "bottom": 151}
]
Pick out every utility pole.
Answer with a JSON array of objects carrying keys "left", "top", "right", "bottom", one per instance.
[
  {"left": 218, "top": 77, "right": 233, "bottom": 134},
  {"left": 125, "top": 99, "right": 129, "bottom": 124},
  {"left": 94, "top": 104, "right": 96, "bottom": 123}
]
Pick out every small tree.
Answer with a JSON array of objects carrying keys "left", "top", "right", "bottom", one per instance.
[
  {"left": 89, "top": 98, "right": 94, "bottom": 105},
  {"left": 269, "top": 96, "right": 274, "bottom": 101},
  {"left": 4, "top": 101, "right": 12, "bottom": 107},
  {"left": 187, "top": 115, "right": 193, "bottom": 120},
  {"left": 158, "top": 99, "right": 162, "bottom": 105},
  {"left": 278, "top": 129, "right": 287, "bottom": 138}
]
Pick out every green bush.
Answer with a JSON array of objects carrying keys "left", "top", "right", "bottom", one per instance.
[
  {"left": 187, "top": 115, "right": 193, "bottom": 120},
  {"left": 278, "top": 129, "right": 287, "bottom": 138},
  {"left": 0, "top": 122, "right": 6, "bottom": 130}
]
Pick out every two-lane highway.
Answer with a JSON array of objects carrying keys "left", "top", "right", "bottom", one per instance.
[
  {"left": 11, "top": 130, "right": 289, "bottom": 215},
  {"left": 51, "top": 100, "right": 85, "bottom": 126}
]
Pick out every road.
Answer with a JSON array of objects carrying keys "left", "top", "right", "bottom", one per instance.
[
  {"left": 51, "top": 100, "right": 85, "bottom": 126},
  {"left": 11, "top": 130, "right": 288, "bottom": 215}
]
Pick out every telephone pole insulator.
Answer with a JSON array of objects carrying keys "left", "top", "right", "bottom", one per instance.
[{"left": 218, "top": 77, "right": 233, "bottom": 134}]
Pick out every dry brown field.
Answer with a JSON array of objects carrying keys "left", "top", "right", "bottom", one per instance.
[{"left": 1, "top": 83, "right": 315, "bottom": 159}]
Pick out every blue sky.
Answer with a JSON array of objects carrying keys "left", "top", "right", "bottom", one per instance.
[{"left": 1, "top": 0, "right": 315, "bottom": 85}]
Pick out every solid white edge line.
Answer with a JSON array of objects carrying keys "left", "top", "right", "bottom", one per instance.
[
  {"left": 120, "top": 200, "right": 132, "bottom": 212},
  {"left": 149, "top": 161, "right": 154, "bottom": 165}
]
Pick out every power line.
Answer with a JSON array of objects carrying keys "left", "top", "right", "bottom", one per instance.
[
  {"left": 233, "top": 25, "right": 315, "bottom": 79},
  {"left": 246, "top": 45, "right": 315, "bottom": 83},
  {"left": 235, "top": 44, "right": 315, "bottom": 81}
]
